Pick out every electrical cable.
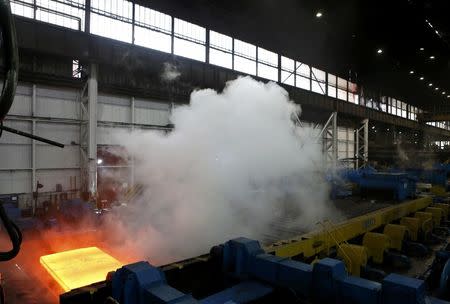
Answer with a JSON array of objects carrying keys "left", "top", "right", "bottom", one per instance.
[
  {"left": 0, "top": 0, "right": 19, "bottom": 122},
  {"left": 0, "top": 0, "right": 22, "bottom": 261},
  {"left": 0, "top": 200, "right": 22, "bottom": 261}
]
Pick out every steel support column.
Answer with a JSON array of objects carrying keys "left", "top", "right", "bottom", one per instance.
[
  {"left": 320, "top": 112, "right": 338, "bottom": 168},
  {"left": 355, "top": 118, "right": 369, "bottom": 168},
  {"left": 31, "top": 84, "right": 36, "bottom": 193},
  {"left": 80, "top": 64, "right": 98, "bottom": 199},
  {"left": 130, "top": 96, "right": 135, "bottom": 187}
]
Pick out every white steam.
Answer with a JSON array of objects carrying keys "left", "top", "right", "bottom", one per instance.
[
  {"left": 161, "top": 62, "right": 181, "bottom": 82},
  {"left": 110, "top": 77, "right": 338, "bottom": 263}
]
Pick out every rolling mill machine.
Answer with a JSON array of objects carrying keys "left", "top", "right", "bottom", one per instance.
[{"left": 53, "top": 195, "right": 450, "bottom": 304}]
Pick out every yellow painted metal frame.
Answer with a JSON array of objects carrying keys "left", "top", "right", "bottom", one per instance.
[
  {"left": 161, "top": 197, "right": 434, "bottom": 272},
  {"left": 337, "top": 244, "right": 367, "bottom": 276},
  {"left": 383, "top": 224, "right": 408, "bottom": 251},
  {"left": 265, "top": 196, "right": 432, "bottom": 258},
  {"left": 400, "top": 217, "right": 420, "bottom": 241},
  {"left": 363, "top": 232, "right": 390, "bottom": 264},
  {"left": 432, "top": 203, "right": 449, "bottom": 219},
  {"left": 425, "top": 207, "right": 444, "bottom": 226},
  {"left": 415, "top": 211, "right": 434, "bottom": 237}
]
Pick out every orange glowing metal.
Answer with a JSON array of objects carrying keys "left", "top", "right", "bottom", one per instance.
[{"left": 40, "top": 247, "right": 123, "bottom": 292}]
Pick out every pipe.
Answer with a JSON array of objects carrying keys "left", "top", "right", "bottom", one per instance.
[
  {"left": 0, "top": 125, "right": 65, "bottom": 148},
  {"left": 0, "top": 0, "right": 19, "bottom": 121}
]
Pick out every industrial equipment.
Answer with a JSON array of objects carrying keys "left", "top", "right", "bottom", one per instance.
[
  {"left": 62, "top": 237, "right": 449, "bottom": 304},
  {"left": 331, "top": 166, "right": 417, "bottom": 201},
  {"left": 393, "top": 164, "right": 450, "bottom": 190},
  {"left": 352, "top": 166, "right": 417, "bottom": 201},
  {"left": 58, "top": 196, "right": 450, "bottom": 304}
]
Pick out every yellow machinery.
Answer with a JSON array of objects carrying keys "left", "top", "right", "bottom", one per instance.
[
  {"left": 337, "top": 244, "right": 368, "bottom": 276},
  {"left": 425, "top": 207, "right": 444, "bottom": 226},
  {"left": 415, "top": 211, "right": 434, "bottom": 238},
  {"left": 166, "top": 196, "right": 439, "bottom": 277},
  {"left": 432, "top": 203, "right": 449, "bottom": 219},
  {"left": 265, "top": 196, "right": 431, "bottom": 258},
  {"left": 430, "top": 185, "right": 446, "bottom": 196},
  {"left": 400, "top": 217, "right": 420, "bottom": 241},
  {"left": 362, "top": 232, "right": 390, "bottom": 264},
  {"left": 383, "top": 224, "right": 408, "bottom": 251}
]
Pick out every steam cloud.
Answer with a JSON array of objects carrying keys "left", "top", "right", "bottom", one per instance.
[
  {"left": 109, "top": 77, "right": 339, "bottom": 264},
  {"left": 161, "top": 62, "right": 181, "bottom": 82}
]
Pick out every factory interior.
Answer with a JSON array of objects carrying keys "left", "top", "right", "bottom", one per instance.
[{"left": 2, "top": 0, "right": 450, "bottom": 303}]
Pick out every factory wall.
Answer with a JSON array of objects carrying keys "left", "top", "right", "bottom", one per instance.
[
  {"left": 0, "top": 82, "right": 171, "bottom": 203},
  {"left": 338, "top": 127, "right": 355, "bottom": 161}
]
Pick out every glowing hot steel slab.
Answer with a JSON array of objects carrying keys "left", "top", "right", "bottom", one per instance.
[{"left": 40, "top": 247, "right": 122, "bottom": 292}]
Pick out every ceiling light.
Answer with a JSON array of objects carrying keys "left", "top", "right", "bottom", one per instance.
[
  {"left": 409, "top": 70, "right": 414, "bottom": 74},
  {"left": 419, "top": 76, "right": 424, "bottom": 80},
  {"left": 97, "top": 159, "right": 103, "bottom": 165},
  {"left": 377, "top": 48, "right": 383, "bottom": 54},
  {"left": 316, "top": 11, "right": 323, "bottom": 18},
  {"left": 435, "top": 87, "right": 439, "bottom": 91},
  {"left": 429, "top": 83, "right": 433, "bottom": 87},
  {"left": 429, "top": 55, "right": 435, "bottom": 60},
  {"left": 442, "top": 92, "right": 446, "bottom": 95},
  {"left": 419, "top": 47, "right": 425, "bottom": 51},
  {"left": 447, "top": 95, "right": 450, "bottom": 98}
]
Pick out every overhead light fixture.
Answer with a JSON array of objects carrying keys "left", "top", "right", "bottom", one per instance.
[
  {"left": 435, "top": 87, "right": 439, "bottom": 91},
  {"left": 97, "top": 159, "right": 103, "bottom": 165},
  {"left": 409, "top": 70, "right": 414, "bottom": 74},
  {"left": 419, "top": 76, "right": 424, "bottom": 80},
  {"left": 419, "top": 47, "right": 425, "bottom": 51},
  {"left": 442, "top": 92, "right": 446, "bottom": 95},
  {"left": 315, "top": 11, "right": 323, "bottom": 18},
  {"left": 429, "top": 83, "right": 433, "bottom": 87},
  {"left": 447, "top": 95, "right": 450, "bottom": 98},
  {"left": 429, "top": 55, "right": 435, "bottom": 60},
  {"left": 376, "top": 48, "right": 383, "bottom": 54}
]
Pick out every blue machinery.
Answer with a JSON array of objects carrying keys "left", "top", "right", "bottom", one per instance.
[
  {"left": 109, "top": 238, "right": 447, "bottom": 304},
  {"left": 330, "top": 166, "right": 417, "bottom": 201},
  {"left": 329, "top": 163, "right": 450, "bottom": 201},
  {"left": 402, "top": 164, "right": 450, "bottom": 189}
]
